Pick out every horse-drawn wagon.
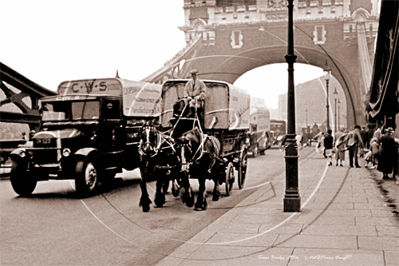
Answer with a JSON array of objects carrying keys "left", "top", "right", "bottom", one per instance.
[
  {"left": 137, "top": 79, "right": 250, "bottom": 212},
  {"left": 160, "top": 79, "right": 250, "bottom": 191}
]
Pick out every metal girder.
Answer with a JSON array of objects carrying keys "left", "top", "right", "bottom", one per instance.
[
  {"left": 0, "top": 111, "right": 40, "bottom": 125},
  {"left": 0, "top": 62, "right": 56, "bottom": 98},
  {"left": 0, "top": 62, "right": 55, "bottom": 129}
]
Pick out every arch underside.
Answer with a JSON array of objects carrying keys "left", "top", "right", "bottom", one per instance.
[{"left": 197, "top": 45, "right": 362, "bottom": 126}]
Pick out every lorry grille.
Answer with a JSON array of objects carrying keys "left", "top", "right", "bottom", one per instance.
[{"left": 31, "top": 149, "right": 59, "bottom": 164}]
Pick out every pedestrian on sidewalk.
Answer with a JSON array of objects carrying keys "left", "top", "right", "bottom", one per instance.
[
  {"left": 369, "top": 137, "right": 380, "bottom": 169},
  {"left": 315, "top": 132, "right": 325, "bottom": 155},
  {"left": 346, "top": 125, "right": 364, "bottom": 168},
  {"left": 377, "top": 127, "right": 397, "bottom": 179},
  {"left": 360, "top": 126, "right": 369, "bottom": 151},
  {"left": 295, "top": 134, "right": 302, "bottom": 150},
  {"left": 334, "top": 128, "right": 347, "bottom": 166},
  {"left": 324, "top": 129, "right": 334, "bottom": 166},
  {"left": 373, "top": 124, "right": 384, "bottom": 142}
]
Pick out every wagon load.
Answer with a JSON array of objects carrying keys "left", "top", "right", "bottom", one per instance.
[{"left": 160, "top": 79, "right": 250, "bottom": 130}]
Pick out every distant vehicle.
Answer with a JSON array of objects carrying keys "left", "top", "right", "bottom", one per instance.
[
  {"left": 248, "top": 107, "right": 272, "bottom": 157},
  {"left": 270, "top": 119, "right": 286, "bottom": 144},
  {"left": 9, "top": 78, "right": 162, "bottom": 197}
]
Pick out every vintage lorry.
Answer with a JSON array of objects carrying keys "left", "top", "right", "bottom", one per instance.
[
  {"left": 248, "top": 106, "right": 272, "bottom": 157},
  {"left": 9, "top": 78, "right": 162, "bottom": 196}
]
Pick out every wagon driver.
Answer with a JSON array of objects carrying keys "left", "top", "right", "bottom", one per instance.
[
  {"left": 172, "top": 69, "right": 206, "bottom": 127},
  {"left": 185, "top": 68, "right": 207, "bottom": 110}
]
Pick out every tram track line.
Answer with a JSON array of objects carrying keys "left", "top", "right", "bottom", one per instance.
[{"left": 72, "top": 148, "right": 330, "bottom": 250}]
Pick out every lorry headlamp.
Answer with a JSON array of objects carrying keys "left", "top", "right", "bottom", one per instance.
[
  {"left": 91, "top": 131, "right": 97, "bottom": 141},
  {"left": 19, "top": 150, "right": 26, "bottom": 158},
  {"left": 62, "top": 148, "right": 71, "bottom": 157}
]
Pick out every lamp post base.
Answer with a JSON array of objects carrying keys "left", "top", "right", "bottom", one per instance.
[
  {"left": 283, "top": 136, "right": 301, "bottom": 212},
  {"left": 284, "top": 196, "right": 301, "bottom": 212}
]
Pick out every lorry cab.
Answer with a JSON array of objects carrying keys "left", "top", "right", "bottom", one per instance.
[{"left": 10, "top": 78, "right": 161, "bottom": 197}]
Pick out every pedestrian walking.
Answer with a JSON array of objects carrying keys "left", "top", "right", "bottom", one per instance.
[
  {"left": 346, "top": 125, "right": 364, "bottom": 168},
  {"left": 334, "top": 129, "right": 347, "bottom": 166},
  {"left": 369, "top": 137, "right": 379, "bottom": 169},
  {"left": 324, "top": 129, "right": 334, "bottom": 166},
  {"left": 360, "top": 126, "right": 369, "bottom": 150},
  {"left": 295, "top": 134, "right": 302, "bottom": 150},
  {"left": 373, "top": 124, "right": 384, "bottom": 142},
  {"left": 377, "top": 127, "right": 397, "bottom": 179},
  {"left": 315, "top": 132, "right": 325, "bottom": 155}
]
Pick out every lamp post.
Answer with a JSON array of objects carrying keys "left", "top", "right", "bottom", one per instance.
[
  {"left": 283, "top": 0, "right": 300, "bottom": 212},
  {"left": 323, "top": 62, "right": 331, "bottom": 131},
  {"left": 333, "top": 88, "right": 338, "bottom": 133},
  {"left": 337, "top": 99, "right": 341, "bottom": 130},
  {"left": 305, "top": 108, "right": 308, "bottom": 128}
]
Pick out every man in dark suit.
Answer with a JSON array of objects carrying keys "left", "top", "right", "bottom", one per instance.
[
  {"left": 360, "top": 126, "right": 369, "bottom": 150},
  {"left": 347, "top": 125, "right": 364, "bottom": 168}
]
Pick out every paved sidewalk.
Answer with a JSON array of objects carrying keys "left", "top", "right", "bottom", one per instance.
[{"left": 157, "top": 149, "right": 399, "bottom": 266}]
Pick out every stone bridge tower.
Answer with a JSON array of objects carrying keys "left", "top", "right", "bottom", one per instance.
[{"left": 142, "top": 0, "right": 379, "bottom": 126}]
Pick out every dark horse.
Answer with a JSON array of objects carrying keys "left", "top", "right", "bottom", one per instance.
[
  {"left": 177, "top": 127, "right": 222, "bottom": 211},
  {"left": 137, "top": 121, "right": 182, "bottom": 212}
]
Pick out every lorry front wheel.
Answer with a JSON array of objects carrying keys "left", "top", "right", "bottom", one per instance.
[
  {"left": 75, "top": 160, "right": 99, "bottom": 196},
  {"left": 10, "top": 161, "right": 37, "bottom": 196}
]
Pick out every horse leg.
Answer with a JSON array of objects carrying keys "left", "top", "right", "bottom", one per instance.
[
  {"left": 172, "top": 178, "right": 181, "bottom": 197},
  {"left": 212, "top": 174, "right": 220, "bottom": 201},
  {"left": 162, "top": 179, "right": 170, "bottom": 194},
  {"left": 195, "top": 176, "right": 207, "bottom": 211},
  {"left": 154, "top": 178, "right": 166, "bottom": 208},
  {"left": 181, "top": 172, "right": 194, "bottom": 207},
  {"left": 139, "top": 178, "right": 151, "bottom": 212}
]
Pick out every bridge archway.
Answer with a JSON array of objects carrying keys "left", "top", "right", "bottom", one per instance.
[{"left": 202, "top": 45, "right": 359, "bottom": 126}]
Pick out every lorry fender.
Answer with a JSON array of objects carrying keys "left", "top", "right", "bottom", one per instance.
[
  {"left": 10, "top": 148, "right": 27, "bottom": 160},
  {"left": 74, "top": 148, "right": 98, "bottom": 157}
]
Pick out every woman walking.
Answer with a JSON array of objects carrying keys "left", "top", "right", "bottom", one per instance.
[
  {"left": 334, "top": 129, "right": 347, "bottom": 166},
  {"left": 377, "top": 127, "right": 397, "bottom": 179}
]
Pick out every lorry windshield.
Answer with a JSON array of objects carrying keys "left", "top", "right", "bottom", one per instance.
[{"left": 42, "top": 101, "right": 100, "bottom": 121}]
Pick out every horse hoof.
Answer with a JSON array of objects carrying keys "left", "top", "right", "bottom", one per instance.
[
  {"left": 186, "top": 199, "right": 194, "bottom": 208},
  {"left": 155, "top": 196, "right": 166, "bottom": 207},
  {"left": 194, "top": 207, "right": 203, "bottom": 211},
  {"left": 212, "top": 194, "right": 220, "bottom": 201},
  {"left": 142, "top": 205, "right": 150, "bottom": 212},
  {"left": 172, "top": 187, "right": 180, "bottom": 197}
]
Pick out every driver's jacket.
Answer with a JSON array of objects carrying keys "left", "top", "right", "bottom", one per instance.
[{"left": 184, "top": 78, "right": 207, "bottom": 100}]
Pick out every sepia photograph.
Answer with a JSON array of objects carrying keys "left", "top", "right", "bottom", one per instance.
[{"left": 0, "top": 0, "right": 398, "bottom": 265}]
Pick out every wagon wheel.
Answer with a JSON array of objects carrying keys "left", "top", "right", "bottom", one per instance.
[
  {"left": 238, "top": 146, "right": 248, "bottom": 189},
  {"left": 225, "top": 162, "right": 234, "bottom": 196}
]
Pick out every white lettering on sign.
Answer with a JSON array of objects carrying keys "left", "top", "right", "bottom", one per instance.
[
  {"left": 58, "top": 79, "right": 122, "bottom": 96},
  {"left": 71, "top": 81, "right": 107, "bottom": 93}
]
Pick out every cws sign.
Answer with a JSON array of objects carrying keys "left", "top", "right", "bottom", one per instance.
[{"left": 57, "top": 79, "right": 122, "bottom": 96}]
